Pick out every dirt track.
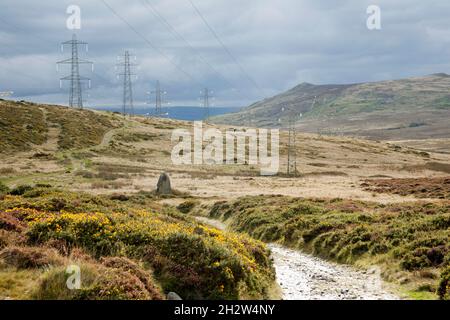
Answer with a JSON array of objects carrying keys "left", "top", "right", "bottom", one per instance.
[
  {"left": 195, "top": 217, "right": 399, "bottom": 300},
  {"left": 270, "top": 244, "right": 398, "bottom": 300}
]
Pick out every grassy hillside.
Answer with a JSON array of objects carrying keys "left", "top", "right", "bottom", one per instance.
[
  {"left": 0, "top": 100, "right": 119, "bottom": 154},
  {"left": 211, "top": 74, "right": 450, "bottom": 141},
  {"left": 198, "top": 196, "right": 450, "bottom": 299},
  {"left": 0, "top": 100, "right": 47, "bottom": 153},
  {"left": 1, "top": 100, "right": 449, "bottom": 300},
  {"left": 1, "top": 99, "right": 449, "bottom": 201}
]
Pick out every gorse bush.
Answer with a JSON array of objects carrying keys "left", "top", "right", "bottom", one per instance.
[
  {"left": 0, "top": 190, "right": 275, "bottom": 300},
  {"left": 0, "top": 188, "right": 121, "bottom": 213},
  {"left": 23, "top": 209, "right": 273, "bottom": 299}
]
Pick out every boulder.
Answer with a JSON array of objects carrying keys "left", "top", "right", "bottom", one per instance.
[{"left": 156, "top": 172, "right": 172, "bottom": 195}]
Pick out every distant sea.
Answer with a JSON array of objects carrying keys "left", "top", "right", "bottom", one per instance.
[{"left": 90, "top": 106, "right": 241, "bottom": 121}]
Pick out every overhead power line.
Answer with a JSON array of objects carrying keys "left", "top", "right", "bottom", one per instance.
[
  {"left": 0, "top": 16, "right": 111, "bottom": 86},
  {"left": 187, "top": 0, "right": 262, "bottom": 95},
  {"left": 140, "top": 0, "right": 240, "bottom": 94},
  {"left": 101, "top": 0, "right": 202, "bottom": 86}
]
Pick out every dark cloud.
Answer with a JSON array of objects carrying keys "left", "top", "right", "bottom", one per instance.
[{"left": 1, "top": 0, "right": 450, "bottom": 107}]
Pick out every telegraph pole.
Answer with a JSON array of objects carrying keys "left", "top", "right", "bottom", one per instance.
[
  {"left": 117, "top": 51, "right": 136, "bottom": 117},
  {"left": 57, "top": 34, "right": 93, "bottom": 109}
]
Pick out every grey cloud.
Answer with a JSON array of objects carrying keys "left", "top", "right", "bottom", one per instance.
[{"left": 1, "top": 0, "right": 450, "bottom": 107}]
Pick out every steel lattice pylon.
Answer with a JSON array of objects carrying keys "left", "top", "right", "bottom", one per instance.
[
  {"left": 117, "top": 51, "right": 136, "bottom": 116},
  {"left": 57, "top": 34, "right": 93, "bottom": 109},
  {"left": 202, "top": 88, "right": 211, "bottom": 122}
]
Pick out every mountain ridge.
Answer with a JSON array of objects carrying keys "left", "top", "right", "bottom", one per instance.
[{"left": 212, "top": 73, "right": 450, "bottom": 140}]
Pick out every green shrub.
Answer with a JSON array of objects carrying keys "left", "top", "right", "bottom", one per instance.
[
  {"left": 10, "top": 185, "right": 33, "bottom": 196},
  {"left": 176, "top": 200, "right": 198, "bottom": 214},
  {"left": 438, "top": 266, "right": 450, "bottom": 300},
  {"left": 22, "top": 187, "right": 51, "bottom": 198}
]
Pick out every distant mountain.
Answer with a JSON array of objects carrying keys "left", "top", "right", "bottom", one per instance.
[{"left": 211, "top": 74, "right": 450, "bottom": 140}]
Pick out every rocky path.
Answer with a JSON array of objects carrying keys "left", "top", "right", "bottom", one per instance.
[
  {"left": 195, "top": 216, "right": 399, "bottom": 300},
  {"left": 269, "top": 244, "right": 398, "bottom": 300}
]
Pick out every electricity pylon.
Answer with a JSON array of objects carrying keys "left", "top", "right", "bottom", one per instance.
[
  {"left": 0, "top": 91, "right": 13, "bottom": 98},
  {"left": 150, "top": 80, "right": 167, "bottom": 117},
  {"left": 57, "top": 34, "right": 93, "bottom": 109},
  {"left": 117, "top": 51, "right": 137, "bottom": 116},
  {"left": 286, "top": 112, "right": 303, "bottom": 176},
  {"left": 287, "top": 119, "right": 297, "bottom": 176},
  {"left": 201, "top": 88, "right": 212, "bottom": 122}
]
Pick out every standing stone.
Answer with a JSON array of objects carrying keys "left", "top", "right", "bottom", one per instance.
[
  {"left": 156, "top": 172, "right": 172, "bottom": 195},
  {"left": 167, "top": 292, "right": 182, "bottom": 300}
]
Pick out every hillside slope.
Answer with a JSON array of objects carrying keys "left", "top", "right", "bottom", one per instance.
[
  {"left": 1, "top": 100, "right": 449, "bottom": 201},
  {"left": 1, "top": 100, "right": 450, "bottom": 299},
  {"left": 0, "top": 100, "right": 119, "bottom": 154},
  {"left": 211, "top": 74, "right": 450, "bottom": 141}
]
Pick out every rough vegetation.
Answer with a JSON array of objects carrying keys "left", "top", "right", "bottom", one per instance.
[
  {"left": 0, "top": 100, "right": 117, "bottom": 153},
  {"left": 204, "top": 195, "right": 450, "bottom": 299},
  {"left": 0, "top": 186, "right": 275, "bottom": 300},
  {"left": 0, "top": 101, "right": 47, "bottom": 153},
  {"left": 438, "top": 266, "right": 450, "bottom": 299},
  {"left": 362, "top": 176, "right": 450, "bottom": 199},
  {"left": 43, "top": 105, "right": 118, "bottom": 150},
  {"left": 1, "top": 100, "right": 450, "bottom": 300}
]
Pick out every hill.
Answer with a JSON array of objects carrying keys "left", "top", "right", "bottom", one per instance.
[
  {"left": 0, "top": 100, "right": 120, "bottom": 154},
  {"left": 1, "top": 100, "right": 450, "bottom": 299},
  {"left": 211, "top": 74, "right": 450, "bottom": 142},
  {"left": 1, "top": 99, "right": 449, "bottom": 200}
]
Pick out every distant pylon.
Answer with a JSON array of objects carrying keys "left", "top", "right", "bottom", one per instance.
[
  {"left": 201, "top": 88, "right": 212, "bottom": 122},
  {"left": 57, "top": 34, "right": 93, "bottom": 109},
  {"left": 117, "top": 51, "right": 137, "bottom": 116},
  {"left": 0, "top": 91, "right": 13, "bottom": 98},
  {"left": 286, "top": 111, "right": 304, "bottom": 176},
  {"left": 287, "top": 118, "right": 297, "bottom": 176},
  {"left": 150, "top": 80, "right": 167, "bottom": 117}
]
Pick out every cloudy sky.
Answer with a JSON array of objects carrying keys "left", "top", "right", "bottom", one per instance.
[{"left": 1, "top": 0, "right": 450, "bottom": 109}]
